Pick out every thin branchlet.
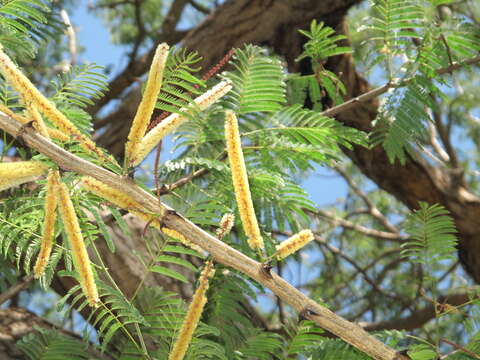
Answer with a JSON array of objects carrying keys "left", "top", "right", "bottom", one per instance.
[
  {"left": 57, "top": 181, "right": 99, "bottom": 307},
  {"left": 33, "top": 170, "right": 59, "bottom": 278},
  {"left": 168, "top": 260, "right": 215, "bottom": 360},
  {"left": 125, "top": 43, "right": 169, "bottom": 165},
  {"left": 131, "top": 80, "right": 232, "bottom": 166},
  {"left": 225, "top": 110, "right": 264, "bottom": 250}
]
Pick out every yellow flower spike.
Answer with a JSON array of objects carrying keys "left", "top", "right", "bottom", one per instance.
[
  {"left": 275, "top": 229, "right": 314, "bottom": 260},
  {"left": 131, "top": 80, "right": 232, "bottom": 166},
  {"left": 24, "top": 102, "right": 50, "bottom": 138},
  {"left": 0, "top": 161, "right": 48, "bottom": 191},
  {"left": 125, "top": 43, "right": 169, "bottom": 164},
  {"left": 168, "top": 260, "right": 215, "bottom": 360},
  {"left": 160, "top": 227, "right": 205, "bottom": 254},
  {"left": 33, "top": 170, "right": 59, "bottom": 278},
  {"left": 0, "top": 48, "right": 108, "bottom": 161},
  {"left": 0, "top": 104, "right": 29, "bottom": 124},
  {"left": 224, "top": 110, "right": 264, "bottom": 250},
  {"left": 57, "top": 181, "right": 99, "bottom": 307},
  {"left": 81, "top": 176, "right": 143, "bottom": 211},
  {"left": 216, "top": 213, "right": 234, "bottom": 240},
  {"left": 47, "top": 127, "right": 70, "bottom": 142},
  {"left": 80, "top": 176, "right": 204, "bottom": 253}
]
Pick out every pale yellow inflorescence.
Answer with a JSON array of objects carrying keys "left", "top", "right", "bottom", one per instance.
[
  {"left": 0, "top": 47, "right": 107, "bottom": 161},
  {"left": 0, "top": 161, "right": 48, "bottom": 191},
  {"left": 81, "top": 176, "right": 204, "bottom": 253},
  {"left": 125, "top": 43, "right": 169, "bottom": 164},
  {"left": 57, "top": 181, "right": 99, "bottom": 307},
  {"left": 24, "top": 102, "right": 50, "bottom": 138},
  {"left": 33, "top": 170, "right": 59, "bottom": 278},
  {"left": 168, "top": 260, "right": 215, "bottom": 360},
  {"left": 224, "top": 110, "right": 264, "bottom": 250},
  {"left": 215, "top": 213, "right": 234, "bottom": 240},
  {"left": 131, "top": 80, "right": 233, "bottom": 166},
  {"left": 275, "top": 229, "right": 314, "bottom": 260}
]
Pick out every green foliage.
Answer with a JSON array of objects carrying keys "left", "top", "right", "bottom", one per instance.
[
  {"left": 17, "top": 328, "right": 91, "bottom": 360},
  {"left": 51, "top": 63, "right": 109, "bottom": 108},
  {"left": 371, "top": 76, "right": 436, "bottom": 164},
  {"left": 401, "top": 201, "right": 458, "bottom": 265},
  {"left": 223, "top": 45, "right": 286, "bottom": 114},
  {"left": 0, "top": 0, "right": 58, "bottom": 57},
  {"left": 295, "top": 20, "right": 352, "bottom": 106},
  {"left": 156, "top": 46, "right": 205, "bottom": 114}
]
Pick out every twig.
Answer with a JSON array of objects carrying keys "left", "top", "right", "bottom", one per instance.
[
  {"left": 321, "top": 54, "right": 480, "bottom": 119},
  {"left": 0, "top": 112, "right": 404, "bottom": 360},
  {"left": 0, "top": 274, "right": 34, "bottom": 305},
  {"left": 312, "top": 209, "right": 407, "bottom": 242},
  {"left": 59, "top": 9, "right": 77, "bottom": 66},
  {"left": 440, "top": 338, "right": 480, "bottom": 360},
  {"left": 333, "top": 165, "right": 399, "bottom": 233},
  {"left": 188, "top": 0, "right": 210, "bottom": 14}
]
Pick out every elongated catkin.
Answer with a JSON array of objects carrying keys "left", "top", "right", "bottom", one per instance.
[
  {"left": 125, "top": 43, "right": 169, "bottom": 164},
  {"left": 225, "top": 111, "right": 264, "bottom": 250},
  {"left": 168, "top": 260, "right": 215, "bottom": 360},
  {"left": 33, "top": 170, "right": 59, "bottom": 278},
  {"left": 0, "top": 161, "right": 48, "bottom": 191},
  {"left": 81, "top": 176, "right": 204, "bottom": 253},
  {"left": 57, "top": 181, "right": 99, "bottom": 307},
  {"left": 0, "top": 47, "right": 107, "bottom": 161},
  {"left": 275, "top": 230, "right": 314, "bottom": 260},
  {"left": 131, "top": 80, "right": 232, "bottom": 166}
]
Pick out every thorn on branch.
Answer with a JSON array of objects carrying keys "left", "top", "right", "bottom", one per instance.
[
  {"left": 299, "top": 307, "right": 319, "bottom": 321},
  {"left": 15, "top": 120, "right": 35, "bottom": 145},
  {"left": 260, "top": 261, "right": 273, "bottom": 279}
]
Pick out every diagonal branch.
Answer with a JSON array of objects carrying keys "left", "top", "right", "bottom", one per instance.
[{"left": 0, "top": 112, "right": 406, "bottom": 360}]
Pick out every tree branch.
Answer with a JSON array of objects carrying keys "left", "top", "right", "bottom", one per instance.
[{"left": 0, "top": 112, "right": 405, "bottom": 360}]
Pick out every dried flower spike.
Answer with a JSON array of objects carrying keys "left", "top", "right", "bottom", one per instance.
[
  {"left": 168, "top": 260, "right": 215, "bottom": 360},
  {"left": 131, "top": 80, "right": 232, "bottom": 166},
  {"left": 0, "top": 47, "right": 107, "bottom": 161},
  {"left": 57, "top": 181, "right": 99, "bottom": 307},
  {"left": 125, "top": 43, "right": 169, "bottom": 164},
  {"left": 33, "top": 170, "right": 59, "bottom": 278},
  {"left": 0, "top": 161, "right": 48, "bottom": 191},
  {"left": 225, "top": 110, "right": 264, "bottom": 250},
  {"left": 216, "top": 213, "right": 234, "bottom": 240},
  {"left": 275, "top": 230, "right": 314, "bottom": 260}
]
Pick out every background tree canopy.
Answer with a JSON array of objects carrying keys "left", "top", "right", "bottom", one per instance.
[{"left": 0, "top": 0, "right": 479, "bottom": 359}]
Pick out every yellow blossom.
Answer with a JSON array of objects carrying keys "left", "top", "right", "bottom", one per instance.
[
  {"left": 224, "top": 110, "right": 264, "bottom": 250},
  {"left": 33, "top": 170, "right": 59, "bottom": 278},
  {"left": 275, "top": 230, "right": 314, "bottom": 260},
  {"left": 168, "top": 260, "right": 215, "bottom": 360},
  {"left": 57, "top": 181, "right": 99, "bottom": 307},
  {"left": 125, "top": 43, "right": 169, "bottom": 164},
  {"left": 131, "top": 80, "right": 232, "bottom": 166}
]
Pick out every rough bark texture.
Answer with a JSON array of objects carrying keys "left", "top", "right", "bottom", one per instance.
[{"left": 0, "top": 307, "right": 107, "bottom": 360}]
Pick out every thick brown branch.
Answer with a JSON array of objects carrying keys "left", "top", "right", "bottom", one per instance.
[{"left": 0, "top": 113, "right": 404, "bottom": 360}]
